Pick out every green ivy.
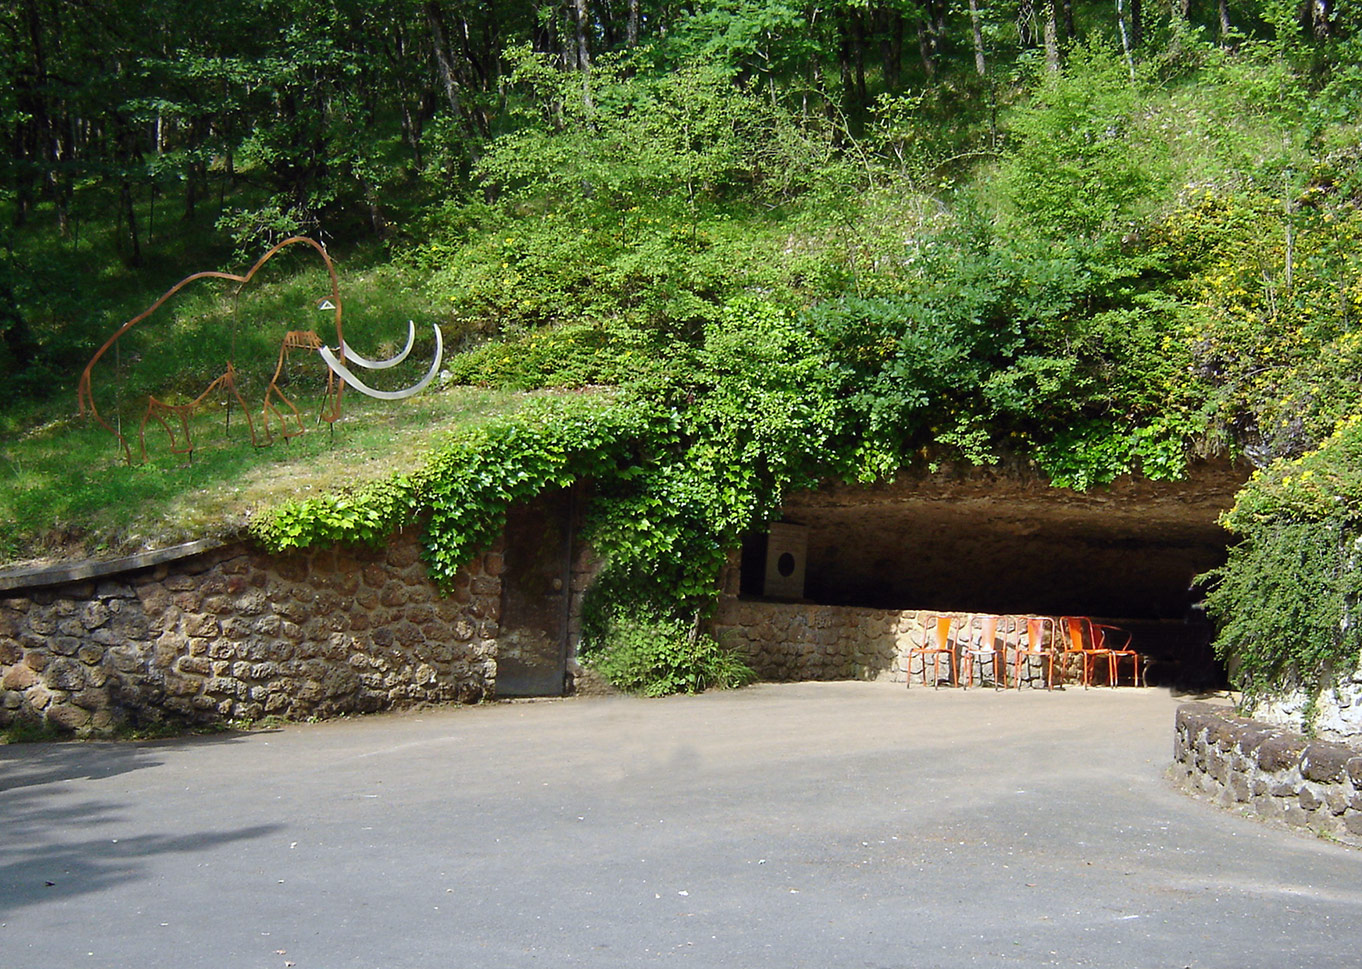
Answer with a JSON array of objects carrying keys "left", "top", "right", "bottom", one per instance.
[
  {"left": 250, "top": 475, "right": 423, "bottom": 552},
  {"left": 250, "top": 391, "right": 671, "bottom": 584},
  {"left": 420, "top": 392, "right": 670, "bottom": 584},
  {"left": 1204, "top": 517, "right": 1362, "bottom": 706}
]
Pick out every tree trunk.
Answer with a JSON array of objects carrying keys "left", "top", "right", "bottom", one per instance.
[
  {"left": 185, "top": 163, "right": 197, "bottom": 221},
  {"left": 572, "top": 0, "right": 592, "bottom": 108},
  {"left": 1117, "top": 0, "right": 1136, "bottom": 79},
  {"left": 426, "top": 0, "right": 488, "bottom": 136},
  {"left": 853, "top": 11, "right": 868, "bottom": 107},
  {"left": 1043, "top": 0, "right": 1060, "bottom": 71},
  {"left": 880, "top": 10, "right": 903, "bottom": 90},
  {"left": 1132, "top": 0, "right": 1143, "bottom": 46},
  {"left": 840, "top": 11, "right": 859, "bottom": 107},
  {"left": 573, "top": 0, "right": 592, "bottom": 72},
  {"left": 627, "top": 0, "right": 639, "bottom": 45},
  {"left": 917, "top": 16, "right": 937, "bottom": 77},
  {"left": 1310, "top": 0, "right": 1330, "bottom": 38},
  {"left": 968, "top": 0, "right": 987, "bottom": 75},
  {"left": 1217, "top": 0, "right": 1231, "bottom": 40},
  {"left": 426, "top": 0, "right": 463, "bottom": 117}
]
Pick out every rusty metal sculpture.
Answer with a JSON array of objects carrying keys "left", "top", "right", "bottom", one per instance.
[{"left": 77, "top": 236, "right": 443, "bottom": 464}]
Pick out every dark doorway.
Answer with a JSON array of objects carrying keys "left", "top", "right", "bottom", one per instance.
[{"left": 496, "top": 489, "right": 575, "bottom": 697}]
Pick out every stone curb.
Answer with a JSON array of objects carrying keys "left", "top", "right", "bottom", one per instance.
[{"left": 1173, "top": 701, "right": 1362, "bottom": 846}]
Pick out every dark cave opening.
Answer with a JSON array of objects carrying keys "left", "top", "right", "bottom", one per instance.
[{"left": 739, "top": 460, "right": 1250, "bottom": 688}]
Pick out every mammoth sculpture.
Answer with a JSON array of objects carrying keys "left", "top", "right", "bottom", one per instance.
[{"left": 76, "top": 236, "right": 442, "bottom": 465}]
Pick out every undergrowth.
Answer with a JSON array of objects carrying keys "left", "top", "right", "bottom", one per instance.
[{"left": 584, "top": 610, "right": 756, "bottom": 697}]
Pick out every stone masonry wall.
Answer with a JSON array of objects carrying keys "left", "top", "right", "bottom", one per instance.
[
  {"left": 0, "top": 532, "right": 500, "bottom": 735},
  {"left": 711, "top": 553, "right": 1062, "bottom": 685},
  {"left": 711, "top": 598, "right": 1055, "bottom": 686},
  {"left": 1173, "top": 702, "right": 1362, "bottom": 846}
]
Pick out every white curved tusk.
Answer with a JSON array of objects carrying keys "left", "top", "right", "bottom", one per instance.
[
  {"left": 339, "top": 320, "right": 416, "bottom": 370},
  {"left": 319, "top": 324, "right": 443, "bottom": 400}
]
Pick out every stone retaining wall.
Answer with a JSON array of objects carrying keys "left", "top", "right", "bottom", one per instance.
[
  {"left": 0, "top": 532, "right": 500, "bottom": 735},
  {"left": 1173, "top": 701, "right": 1362, "bottom": 846},
  {"left": 711, "top": 598, "right": 1054, "bottom": 686}
]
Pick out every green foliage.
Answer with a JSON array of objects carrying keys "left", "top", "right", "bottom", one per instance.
[
  {"left": 250, "top": 391, "right": 667, "bottom": 585},
  {"left": 573, "top": 298, "right": 849, "bottom": 620},
  {"left": 250, "top": 475, "right": 422, "bottom": 551},
  {"left": 419, "top": 393, "right": 667, "bottom": 583},
  {"left": 408, "top": 58, "right": 842, "bottom": 338},
  {"left": 999, "top": 42, "right": 1171, "bottom": 239},
  {"left": 1204, "top": 517, "right": 1362, "bottom": 705},
  {"left": 440, "top": 321, "right": 669, "bottom": 390},
  {"left": 803, "top": 223, "right": 1203, "bottom": 483},
  {"left": 1205, "top": 417, "right": 1362, "bottom": 704},
  {"left": 584, "top": 608, "right": 756, "bottom": 697}
]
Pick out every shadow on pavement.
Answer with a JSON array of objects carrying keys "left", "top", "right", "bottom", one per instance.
[
  {"left": 0, "top": 729, "right": 259, "bottom": 794},
  {"left": 0, "top": 731, "right": 281, "bottom": 919}
]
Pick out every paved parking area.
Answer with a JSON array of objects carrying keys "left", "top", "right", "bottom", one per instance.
[{"left": 3, "top": 682, "right": 1360, "bottom": 968}]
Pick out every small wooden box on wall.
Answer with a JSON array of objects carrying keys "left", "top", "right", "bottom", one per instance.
[{"left": 763, "top": 522, "right": 808, "bottom": 600}]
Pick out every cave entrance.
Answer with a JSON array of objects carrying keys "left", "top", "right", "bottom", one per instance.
[{"left": 739, "top": 460, "right": 1250, "bottom": 688}]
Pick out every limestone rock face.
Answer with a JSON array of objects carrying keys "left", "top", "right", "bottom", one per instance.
[{"left": 1252, "top": 679, "right": 1362, "bottom": 741}]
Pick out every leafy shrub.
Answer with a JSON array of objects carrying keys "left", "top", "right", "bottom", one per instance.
[
  {"left": 587, "top": 610, "right": 755, "bottom": 697},
  {"left": 998, "top": 41, "right": 1170, "bottom": 240},
  {"left": 1204, "top": 417, "right": 1362, "bottom": 706}
]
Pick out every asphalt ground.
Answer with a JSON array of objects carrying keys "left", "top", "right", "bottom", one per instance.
[{"left": 3, "top": 682, "right": 1360, "bottom": 969}]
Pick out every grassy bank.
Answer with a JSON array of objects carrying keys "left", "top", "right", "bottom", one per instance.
[{"left": 0, "top": 384, "right": 532, "bottom": 567}]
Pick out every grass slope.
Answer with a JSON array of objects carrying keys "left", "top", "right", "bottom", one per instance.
[{"left": 0, "top": 382, "right": 547, "bottom": 568}]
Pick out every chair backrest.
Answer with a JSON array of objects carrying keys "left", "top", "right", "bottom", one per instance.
[
  {"left": 1096, "top": 622, "right": 1133, "bottom": 651},
  {"left": 966, "top": 614, "right": 998, "bottom": 650},
  {"left": 921, "top": 613, "right": 955, "bottom": 650},
  {"left": 1063, "top": 616, "right": 1099, "bottom": 653},
  {"left": 1023, "top": 616, "right": 1054, "bottom": 653}
]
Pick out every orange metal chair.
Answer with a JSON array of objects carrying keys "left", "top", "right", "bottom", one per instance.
[
  {"left": 959, "top": 614, "right": 1004, "bottom": 690},
  {"left": 907, "top": 614, "right": 958, "bottom": 689},
  {"left": 1087, "top": 618, "right": 1141, "bottom": 687},
  {"left": 1059, "top": 617, "right": 1100, "bottom": 688},
  {"left": 1061, "top": 616, "right": 1139, "bottom": 688},
  {"left": 1010, "top": 616, "right": 1057, "bottom": 690}
]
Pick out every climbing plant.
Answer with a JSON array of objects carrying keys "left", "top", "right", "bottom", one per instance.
[{"left": 1204, "top": 417, "right": 1362, "bottom": 707}]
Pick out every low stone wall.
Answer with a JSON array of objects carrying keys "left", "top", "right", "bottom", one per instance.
[
  {"left": 711, "top": 599, "right": 1053, "bottom": 686},
  {"left": 1173, "top": 701, "right": 1362, "bottom": 845},
  {"left": 1246, "top": 677, "right": 1362, "bottom": 740},
  {"left": 0, "top": 532, "right": 500, "bottom": 735}
]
